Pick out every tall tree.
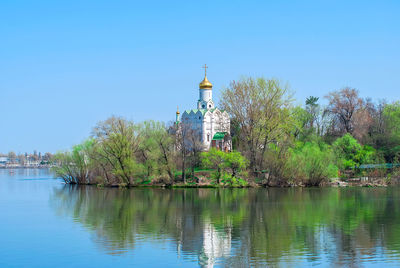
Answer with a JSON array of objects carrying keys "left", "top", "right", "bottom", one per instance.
[
  {"left": 305, "top": 96, "right": 319, "bottom": 130},
  {"left": 381, "top": 102, "right": 400, "bottom": 161},
  {"left": 220, "top": 77, "right": 294, "bottom": 172},
  {"left": 325, "top": 87, "right": 372, "bottom": 141},
  {"left": 137, "top": 121, "right": 176, "bottom": 183},
  {"left": 92, "top": 116, "right": 142, "bottom": 186},
  {"left": 174, "top": 121, "right": 202, "bottom": 183}
]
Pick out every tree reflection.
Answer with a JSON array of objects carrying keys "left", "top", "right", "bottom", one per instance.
[{"left": 51, "top": 186, "right": 400, "bottom": 266}]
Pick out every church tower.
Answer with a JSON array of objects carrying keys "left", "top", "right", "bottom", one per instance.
[
  {"left": 197, "top": 64, "right": 215, "bottom": 110},
  {"left": 179, "top": 65, "right": 232, "bottom": 151}
]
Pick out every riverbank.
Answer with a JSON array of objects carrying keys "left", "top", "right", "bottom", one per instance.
[
  {"left": 0, "top": 165, "right": 53, "bottom": 169},
  {"left": 75, "top": 176, "right": 399, "bottom": 188}
]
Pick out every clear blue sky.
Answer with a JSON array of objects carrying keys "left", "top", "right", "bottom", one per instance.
[{"left": 0, "top": 0, "right": 399, "bottom": 153}]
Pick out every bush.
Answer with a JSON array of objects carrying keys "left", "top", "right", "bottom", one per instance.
[
  {"left": 200, "top": 148, "right": 249, "bottom": 185},
  {"left": 52, "top": 139, "right": 94, "bottom": 184},
  {"left": 220, "top": 173, "right": 249, "bottom": 187},
  {"left": 333, "top": 133, "right": 377, "bottom": 171},
  {"left": 286, "top": 142, "right": 338, "bottom": 186}
]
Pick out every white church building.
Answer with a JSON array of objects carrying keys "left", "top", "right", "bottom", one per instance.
[{"left": 175, "top": 65, "right": 231, "bottom": 151}]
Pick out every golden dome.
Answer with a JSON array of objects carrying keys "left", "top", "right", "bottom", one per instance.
[
  {"left": 199, "top": 76, "right": 213, "bottom": 89},
  {"left": 199, "top": 64, "right": 213, "bottom": 89}
]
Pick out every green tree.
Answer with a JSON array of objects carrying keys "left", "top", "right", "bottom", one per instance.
[
  {"left": 223, "top": 150, "right": 249, "bottom": 178},
  {"left": 200, "top": 148, "right": 225, "bottom": 184},
  {"left": 220, "top": 77, "right": 294, "bottom": 173},
  {"left": 201, "top": 149, "right": 249, "bottom": 185},
  {"left": 332, "top": 134, "right": 376, "bottom": 170},
  {"left": 92, "top": 116, "right": 143, "bottom": 186},
  {"left": 382, "top": 102, "right": 400, "bottom": 161},
  {"left": 52, "top": 139, "right": 94, "bottom": 184},
  {"left": 137, "top": 120, "right": 176, "bottom": 183}
]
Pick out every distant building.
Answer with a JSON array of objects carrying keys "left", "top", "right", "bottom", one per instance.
[{"left": 0, "top": 157, "right": 8, "bottom": 164}]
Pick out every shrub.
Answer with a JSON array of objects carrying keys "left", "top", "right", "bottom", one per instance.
[
  {"left": 200, "top": 148, "right": 249, "bottom": 185},
  {"left": 52, "top": 139, "right": 94, "bottom": 184},
  {"left": 333, "top": 133, "right": 378, "bottom": 171},
  {"left": 286, "top": 142, "right": 338, "bottom": 186}
]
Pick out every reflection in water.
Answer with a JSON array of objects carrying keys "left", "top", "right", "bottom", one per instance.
[
  {"left": 199, "top": 219, "right": 232, "bottom": 267},
  {"left": 51, "top": 186, "right": 400, "bottom": 266}
]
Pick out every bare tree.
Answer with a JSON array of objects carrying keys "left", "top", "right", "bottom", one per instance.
[
  {"left": 325, "top": 87, "right": 372, "bottom": 141},
  {"left": 174, "top": 121, "right": 200, "bottom": 183},
  {"left": 187, "top": 128, "right": 204, "bottom": 182},
  {"left": 18, "top": 154, "right": 26, "bottom": 165},
  {"left": 8, "top": 151, "right": 16, "bottom": 163}
]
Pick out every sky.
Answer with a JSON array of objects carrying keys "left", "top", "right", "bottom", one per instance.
[{"left": 0, "top": 0, "right": 399, "bottom": 153}]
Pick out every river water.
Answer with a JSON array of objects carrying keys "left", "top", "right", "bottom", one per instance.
[{"left": 1, "top": 169, "right": 400, "bottom": 267}]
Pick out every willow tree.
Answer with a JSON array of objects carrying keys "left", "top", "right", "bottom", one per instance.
[
  {"left": 91, "top": 116, "right": 142, "bottom": 186},
  {"left": 52, "top": 139, "right": 94, "bottom": 184},
  {"left": 220, "top": 77, "right": 294, "bottom": 172}
]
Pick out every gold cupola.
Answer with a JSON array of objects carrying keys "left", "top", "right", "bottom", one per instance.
[{"left": 199, "top": 64, "right": 213, "bottom": 89}]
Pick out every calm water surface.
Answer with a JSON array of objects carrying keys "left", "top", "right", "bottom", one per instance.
[{"left": 1, "top": 169, "right": 400, "bottom": 267}]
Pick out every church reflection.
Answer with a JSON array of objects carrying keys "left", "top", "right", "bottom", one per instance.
[{"left": 50, "top": 186, "right": 400, "bottom": 267}]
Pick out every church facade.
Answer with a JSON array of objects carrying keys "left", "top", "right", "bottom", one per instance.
[{"left": 176, "top": 65, "right": 231, "bottom": 151}]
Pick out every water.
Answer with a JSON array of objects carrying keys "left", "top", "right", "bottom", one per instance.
[{"left": 1, "top": 169, "right": 400, "bottom": 267}]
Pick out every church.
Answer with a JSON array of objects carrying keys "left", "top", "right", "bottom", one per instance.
[{"left": 175, "top": 65, "right": 231, "bottom": 151}]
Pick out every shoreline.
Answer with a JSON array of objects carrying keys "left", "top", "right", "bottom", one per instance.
[
  {"left": 0, "top": 166, "right": 52, "bottom": 169},
  {"left": 3, "top": 168, "right": 395, "bottom": 188},
  {"left": 63, "top": 177, "right": 396, "bottom": 188}
]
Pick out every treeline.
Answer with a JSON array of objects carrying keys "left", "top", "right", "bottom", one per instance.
[
  {"left": 53, "top": 77, "right": 400, "bottom": 186},
  {"left": 1, "top": 151, "right": 52, "bottom": 165}
]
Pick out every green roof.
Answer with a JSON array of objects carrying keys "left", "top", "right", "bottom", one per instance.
[
  {"left": 183, "top": 109, "right": 207, "bottom": 116},
  {"left": 212, "top": 132, "right": 227, "bottom": 140},
  {"left": 183, "top": 108, "right": 225, "bottom": 116}
]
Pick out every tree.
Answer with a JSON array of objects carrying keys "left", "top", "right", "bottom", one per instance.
[
  {"left": 201, "top": 149, "right": 249, "bottom": 185},
  {"left": 18, "top": 154, "right": 26, "bottom": 165},
  {"left": 92, "top": 116, "right": 142, "bottom": 186},
  {"left": 52, "top": 139, "right": 94, "bottom": 184},
  {"left": 220, "top": 77, "right": 294, "bottom": 173},
  {"left": 222, "top": 150, "right": 249, "bottom": 178},
  {"left": 186, "top": 127, "right": 204, "bottom": 182},
  {"left": 380, "top": 102, "right": 400, "bottom": 161},
  {"left": 137, "top": 121, "right": 176, "bottom": 184},
  {"left": 153, "top": 122, "right": 177, "bottom": 184},
  {"left": 325, "top": 87, "right": 372, "bottom": 140},
  {"left": 200, "top": 148, "right": 225, "bottom": 184},
  {"left": 305, "top": 96, "right": 319, "bottom": 130},
  {"left": 43, "top": 152, "right": 53, "bottom": 161},
  {"left": 332, "top": 134, "right": 376, "bottom": 170},
  {"left": 175, "top": 122, "right": 202, "bottom": 183},
  {"left": 7, "top": 151, "right": 16, "bottom": 163}
]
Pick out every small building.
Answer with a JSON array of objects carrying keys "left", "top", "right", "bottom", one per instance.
[{"left": 0, "top": 157, "right": 8, "bottom": 164}]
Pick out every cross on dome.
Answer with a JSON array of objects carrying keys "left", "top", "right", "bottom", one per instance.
[
  {"left": 199, "top": 64, "right": 213, "bottom": 89},
  {"left": 202, "top": 64, "right": 208, "bottom": 76}
]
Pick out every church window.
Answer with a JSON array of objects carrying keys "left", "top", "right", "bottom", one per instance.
[
  {"left": 209, "top": 104, "right": 211, "bottom": 108},
  {"left": 207, "top": 134, "right": 210, "bottom": 142},
  {"left": 199, "top": 116, "right": 201, "bottom": 120},
  {"left": 202, "top": 104, "right": 205, "bottom": 108}
]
